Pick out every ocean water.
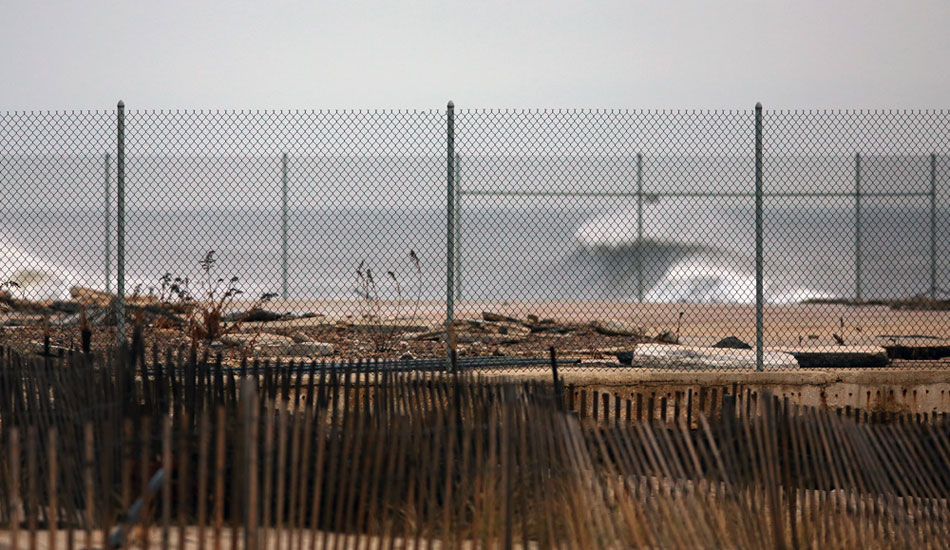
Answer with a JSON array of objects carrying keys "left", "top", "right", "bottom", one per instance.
[
  {"left": 1, "top": 200, "right": 947, "bottom": 305},
  {"left": 1, "top": 151, "right": 947, "bottom": 304}
]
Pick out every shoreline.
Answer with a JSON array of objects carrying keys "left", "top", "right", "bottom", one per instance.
[{"left": 236, "top": 298, "right": 950, "bottom": 349}]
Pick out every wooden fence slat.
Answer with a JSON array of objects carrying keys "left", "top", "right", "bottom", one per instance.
[
  {"left": 28, "top": 425, "right": 37, "bottom": 550},
  {"left": 244, "top": 382, "right": 259, "bottom": 550},
  {"left": 687, "top": 388, "right": 694, "bottom": 429},
  {"left": 197, "top": 411, "right": 210, "bottom": 550},
  {"left": 275, "top": 404, "right": 289, "bottom": 550},
  {"left": 213, "top": 408, "right": 225, "bottom": 550},
  {"left": 122, "top": 419, "right": 133, "bottom": 525},
  {"left": 136, "top": 416, "right": 152, "bottom": 550},
  {"left": 10, "top": 428, "right": 20, "bottom": 550},
  {"left": 48, "top": 428, "right": 58, "bottom": 550},
  {"left": 286, "top": 392, "right": 304, "bottom": 550},
  {"left": 161, "top": 416, "right": 172, "bottom": 550},
  {"left": 294, "top": 398, "right": 316, "bottom": 550},
  {"left": 178, "top": 413, "right": 190, "bottom": 550},
  {"left": 592, "top": 390, "right": 599, "bottom": 421},
  {"left": 261, "top": 401, "right": 275, "bottom": 550}
]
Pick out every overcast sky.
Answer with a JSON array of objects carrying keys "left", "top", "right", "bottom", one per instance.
[{"left": 2, "top": 1, "right": 949, "bottom": 111}]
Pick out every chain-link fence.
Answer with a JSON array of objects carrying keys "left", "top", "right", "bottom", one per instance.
[{"left": 1, "top": 104, "right": 947, "bottom": 370}]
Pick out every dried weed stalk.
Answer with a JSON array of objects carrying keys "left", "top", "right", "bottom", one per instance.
[
  {"left": 355, "top": 250, "right": 424, "bottom": 353},
  {"left": 156, "top": 250, "right": 276, "bottom": 356}
]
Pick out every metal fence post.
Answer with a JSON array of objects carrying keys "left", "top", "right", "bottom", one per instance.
[
  {"left": 116, "top": 101, "right": 126, "bottom": 348},
  {"left": 104, "top": 153, "right": 111, "bottom": 294},
  {"left": 754, "top": 103, "right": 764, "bottom": 372},
  {"left": 454, "top": 152, "right": 462, "bottom": 303},
  {"left": 636, "top": 152, "right": 644, "bottom": 302},
  {"left": 446, "top": 101, "right": 456, "bottom": 371},
  {"left": 281, "top": 153, "right": 289, "bottom": 300},
  {"left": 930, "top": 153, "right": 938, "bottom": 299},
  {"left": 854, "top": 152, "right": 863, "bottom": 301}
]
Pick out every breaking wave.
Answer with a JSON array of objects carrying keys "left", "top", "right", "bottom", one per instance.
[
  {"left": 574, "top": 207, "right": 831, "bottom": 304},
  {"left": 0, "top": 242, "right": 79, "bottom": 301}
]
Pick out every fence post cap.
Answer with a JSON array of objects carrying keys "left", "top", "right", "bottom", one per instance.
[
  {"left": 447, "top": 100, "right": 455, "bottom": 109},
  {"left": 117, "top": 100, "right": 125, "bottom": 108},
  {"left": 755, "top": 102, "right": 762, "bottom": 110}
]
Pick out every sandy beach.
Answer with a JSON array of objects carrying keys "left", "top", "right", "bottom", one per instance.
[
  {"left": 2, "top": 295, "right": 948, "bottom": 364},
  {"left": 248, "top": 299, "right": 950, "bottom": 349}
]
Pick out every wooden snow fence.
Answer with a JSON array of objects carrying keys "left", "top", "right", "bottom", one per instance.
[{"left": 1, "top": 345, "right": 949, "bottom": 549}]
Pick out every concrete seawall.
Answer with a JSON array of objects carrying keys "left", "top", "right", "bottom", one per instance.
[{"left": 507, "top": 367, "right": 950, "bottom": 416}]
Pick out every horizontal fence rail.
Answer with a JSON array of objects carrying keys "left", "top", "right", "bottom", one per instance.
[{"left": 0, "top": 104, "right": 948, "bottom": 372}]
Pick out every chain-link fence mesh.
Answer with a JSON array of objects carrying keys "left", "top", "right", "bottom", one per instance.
[
  {"left": 1, "top": 106, "right": 948, "bottom": 370},
  {"left": 763, "top": 112, "right": 949, "bottom": 364},
  {"left": 454, "top": 110, "right": 763, "bottom": 366},
  {"left": 122, "top": 109, "right": 447, "bottom": 358},
  {"left": 0, "top": 110, "right": 118, "bottom": 351}
]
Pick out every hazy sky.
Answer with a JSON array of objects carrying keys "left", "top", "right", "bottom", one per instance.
[{"left": 2, "top": 1, "right": 949, "bottom": 111}]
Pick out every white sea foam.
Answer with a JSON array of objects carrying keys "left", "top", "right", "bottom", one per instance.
[
  {"left": 0, "top": 242, "right": 78, "bottom": 301},
  {"left": 645, "top": 257, "right": 832, "bottom": 304},
  {"left": 644, "top": 260, "right": 756, "bottom": 303}
]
